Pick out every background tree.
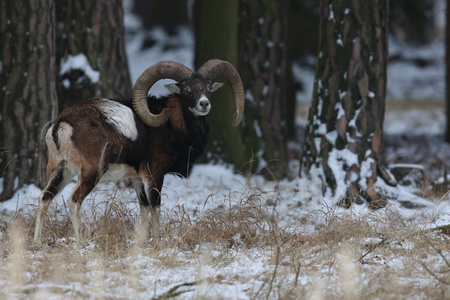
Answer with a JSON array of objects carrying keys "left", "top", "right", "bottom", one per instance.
[
  {"left": 300, "top": 0, "right": 395, "bottom": 208},
  {"left": 56, "top": 0, "right": 131, "bottom": 110},
  {"left": 194, "top": 0, "right": 249, "bottom": 170},
  {"left": 447, "top": 0, "right": 450, "bottom": 143},
  {"left": 195, "top": 0, "right": 294, "bottom": 176},
  {"left": 0, "top": 0, "right": 58, "bottom": 201},
  {"left": 0, "top": 0, "right": 132, "bottom": 202},
  {"left": 132, "top": 0, "right": 189, "bottom": 36},
  {"left": 238, "top": 0, "right": 293, "bottom": 178},
  {"left": 390, "top": 0, "right": 436, "bottom": 44}
]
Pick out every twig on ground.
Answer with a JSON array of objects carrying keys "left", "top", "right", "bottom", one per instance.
[
  {"left": 152, "top": 281, "right": 199, "bottom": 300},
  {"left": 420, "top": 235, "right": 450, "bottom": 286},
  {"left": 357, "top": 237, "right": 388, "bottom": 263}
]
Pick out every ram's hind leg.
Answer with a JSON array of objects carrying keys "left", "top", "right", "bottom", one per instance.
[
  {"left": 148, "top": 178, "right": 163, "bottom": 240},
  {"left": 67, "top": 171, "right": 98, "bottom": 242},
  {"left": 34, "top": 160, "right": 74, "bottom": 245}
]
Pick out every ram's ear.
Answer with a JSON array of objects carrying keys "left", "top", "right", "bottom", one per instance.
[
  {"left": 209, "top": 82, "right": 224, "bottom": 92},
  {"left": 164, "top": 83, "right": 181, "bottom": 94}
]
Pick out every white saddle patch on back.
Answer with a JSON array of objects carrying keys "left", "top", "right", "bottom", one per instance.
[{"left": 99, "top": 99, "right": 138, "bottom": 141}]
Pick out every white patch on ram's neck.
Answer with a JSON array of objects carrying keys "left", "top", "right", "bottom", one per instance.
[{"left": 99, "top": 99, "right": 138, "bottom": 141}]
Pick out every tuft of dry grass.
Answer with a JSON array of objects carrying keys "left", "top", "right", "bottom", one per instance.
[
  {"left": 161, "top": 192, "right": 282, "bottom": 250},
  {"left": 85, "top": 199, "right": 137, "bottom": 256}
]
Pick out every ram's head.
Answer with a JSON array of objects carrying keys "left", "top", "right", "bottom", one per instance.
[{"left": 132, "top": 59, "right": 245, "bottom": 127}]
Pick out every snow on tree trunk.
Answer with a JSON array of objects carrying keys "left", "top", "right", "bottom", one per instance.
[
  {"left": 56, "top": 0, "right": 131, "bottom": 110},
  {"left": 300, "top": 0, "right": 396, "bottom": 208},
  {"left": 0, "top": 0, "right": 58, "bottom": 201}
]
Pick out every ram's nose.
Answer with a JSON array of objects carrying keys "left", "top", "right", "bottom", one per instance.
[{"left": 199, "top": 99, "right": 210, "bottom": 109}]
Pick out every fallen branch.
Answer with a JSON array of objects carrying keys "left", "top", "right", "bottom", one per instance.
[
  {"left": 357, "top": 237, "right": 388, "bottom": 263},
  {"left": 430, "top": 224, "right": 450, "bottom": 235},
  {"left": 152, "top": 281, "right": 199, "bottom": 300},
  {"left": 419, "top": 234, "right": 450, "bottom": 286}
]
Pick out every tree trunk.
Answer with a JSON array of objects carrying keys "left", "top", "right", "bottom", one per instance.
[
  {"left": 238, "top": 0, "right": 292, "bottom": 178},
  {"left": 195, "top": 0, "right": 249, "bottom": 170},
  {"left": 56, "top": 0, "right": 131, "bottom": 110},
  {"left": 0, "top": 0, "right": 58, "bottom": 201},
  {"left": 389, "top": 0, "right": 436, "bottom": 45},
  {"left": 300, "top": 0, "right": 395, "bottom": 208},
  {"left": 132, "top": 0, "right": 189, "bottom": 35},
  {"left": 446, "top": 0, "right": 450, "bottom": 143}
]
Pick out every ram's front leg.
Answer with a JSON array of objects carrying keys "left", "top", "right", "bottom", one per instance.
[
  {"left": 137, "top": 162, "right": 166, "bottom": 245},
  {"left": 145, "top": 177, "right": 164, "bottom": 243}
]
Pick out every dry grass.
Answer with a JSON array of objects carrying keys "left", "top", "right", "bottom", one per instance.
[
  {"left": 161, "top": 193, "right": 281, "bottom": 250},
  {"left": 0, "top": 189, "right": 449, "bottom": 299}
]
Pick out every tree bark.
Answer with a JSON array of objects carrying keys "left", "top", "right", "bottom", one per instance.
[
  {"left": 132, "top": 0, "right": 189, "bottom": 35},
  {"left": 446, "top": 0, "right": 450, "bottom": 143},
  {"left": 300, "top": 0, "right": 395, "bottom": 208},
  {"left": 56, "top": 0, "right": 131, "bottom": 110},
  {"left": 238, "top": 0, "right": 292, "bottom": 178},
  {"left": 195, "top": 0, "right": 249, "bottom": 170},
  {"left": 0, "top": 0, "right": 58, "bottom": 201}
]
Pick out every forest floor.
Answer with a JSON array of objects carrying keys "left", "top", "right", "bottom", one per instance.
[{"left": 0, "top": 99, "right": 448, "bottom": 299}]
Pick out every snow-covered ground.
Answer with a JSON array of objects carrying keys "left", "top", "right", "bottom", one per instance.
[{"left": 1, "top": 6, "right": 449, "bottom": 299}]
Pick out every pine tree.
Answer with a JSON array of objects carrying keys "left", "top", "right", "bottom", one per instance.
[
  {"left": 0, "top": 0, "right": 58, "bottom": 201},
  {"left": 300, "top": 0, "right": 395, "bottom": 208},
  {"left": 55, "top": 0, "right": 131, "bottom": 110},
  {"left": 194, "top": 0, "right": 248, "bottom": 169},
  {"left": 0, "top": 0, "right": 132, "bottom": 201},
  {"left": 238, "top": 0, "right": 293, "bottom": 178},
  {"left": 195, "top": 0, "right": 293, "bottom": 177},
  {"left": 446, "top": 0, "right": 450, "bottom": 143}
]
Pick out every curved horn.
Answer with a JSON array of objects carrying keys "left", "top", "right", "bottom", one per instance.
[
  {"left": 132, "top": 61, "right": 193, "bottom": 127},
  {"left": 197, "top": 59, "right": 245, "bottom": 126}
]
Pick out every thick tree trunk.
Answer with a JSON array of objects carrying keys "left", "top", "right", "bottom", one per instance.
[
  {"left": 56, "top": 0, "right": 131, "bottom": 110},
  {"left": 238, "top": 0, "right": 292, "bottom": 178},
  {"left": 300, "top": 0, "right": 395, "bottom": 208},
  {"left": 195, "top": 0, "right": 249, "bottom": 169},
  {"left": 0, "top": 0, "right": 58, "bottom": 201},
  {"left": 446, "top": 0, "right": 450, "bottom": 143}
]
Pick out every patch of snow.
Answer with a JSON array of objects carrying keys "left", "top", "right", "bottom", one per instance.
[
  {"left": 59, "top": 53, "right": 100, "bottom": 84},
  {"left": 125, "top": 26, "right": 194, "bottom": 97},
  {"left": 327, "top": 148, "right": 359, "bottom": 195},
  {"left": 293, "top": 37, "right": 445, "bottom": 103},
  {"left": 328, "top": 4, "right": 334, "bottom": 21}
]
